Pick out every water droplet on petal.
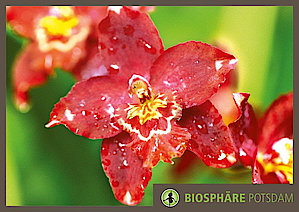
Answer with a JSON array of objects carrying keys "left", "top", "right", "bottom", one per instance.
[
  {"left": 81, "top": 110, "right": 91, "bottom": 116},
  {"left": 195, "top": 121, "right": 208, "bottom": 134},
  {"left": 119, "top": 159, "right": 130, "bottom": 169},
  {"left": 101, "top": 146, "right": 109, "bottom": 156},
  {"left": 111, "top": 180, "right": 119, "bottom": 187},
  {"left": 110, "top": 36, "right": 119, "bottom": 43},
  {"left": 108, "top": 64, "right": 120, "bottom": 74},
  {"left": 108, "top": 47, "right": 116, "bottom": 54},
  {"left": 102, "top": 159, "right": 111, "bottom": 166},
  {"left": 99, "top": 42, "right": 106, "bottom": 50},
  {"left": 138, "top": 38, "right": 156, "bottom": 54},
  {"left": 93, "top": 113, "right": 101, "bottom": 120}
]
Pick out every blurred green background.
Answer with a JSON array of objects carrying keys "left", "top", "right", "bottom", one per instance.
[{"left": 6, "top": 6, "right": 293, "bottom": 206}]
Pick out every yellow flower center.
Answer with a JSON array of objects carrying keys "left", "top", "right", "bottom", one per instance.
[
  {"left": 126, "top": 94, "right": 168, "bottom": 125},
  {"left": 257, "top": 137, "right": 293, "bottom": 184},
  {"left": 39, "top": 6, "right": 79, "bottom": 36},
  {"left": 117, "top": 75, "right": 182, "bottom": 142},
  {"left": 127, "top": 77, "right": 171, "bottom": 125}
]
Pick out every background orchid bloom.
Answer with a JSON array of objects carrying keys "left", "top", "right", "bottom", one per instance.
[
  {"left": 6, "top": 6, "right": 154, "bottom": 112},
  {"left": 228, "top": 92, "right": 293, "bottom": 184},
  {"left": 252, "top": 92, "right": 293, "bottom": 184},
  {"left": 6, "top": 6, "right": 293, "bottom": 206}
]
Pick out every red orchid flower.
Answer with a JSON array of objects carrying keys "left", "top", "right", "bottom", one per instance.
[
  {"left": 6, "top": 6, "right": 154, "bottom": 112},
  {"left": 46, "top": 7, "right": 238, "bottom": 205},
  {"left": 229, "top": 92, "right": 293, "bottom": 184}
]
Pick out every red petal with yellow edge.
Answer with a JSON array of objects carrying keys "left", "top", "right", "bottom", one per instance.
[
  {"left": 97, "top": 6, "right": 163, "bottom": 80},
  {"left": 150, "top": 41, "right": 237, "bottom": 108},
  {"left": 178, "top": 101, "right": 237, "bottom": 168},
  {"left": 12, "top": 42, "right": 51, "bottom": 112},
  {"left": 101, "top": 132, "right": 152, "bottom": 206},
  {"left": 6, "top": 6, "right": 50, "bottom": 38},
  {"left": 228, "top": 93, "right": 258, "bottom": 168},
  {"left": 46, "top": 75, "right": 132, "bottom": 139}
]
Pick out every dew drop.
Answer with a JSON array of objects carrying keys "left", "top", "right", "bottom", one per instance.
[
  {"left": 102, "top": 159, "right": 111, "bottom": 166},
  {"left": 101, "top": 146, "right": 109, "bottom": 156},
  {"left": 108, "top": 47, "right": 116, "bottom": 54},
  {"left": 195, "top": 121, "right": 208, "bottom": 134},
  {"left": 93, "top": 113, "right": 101, "bottom": 120},
  {"left": 192, "top": 134, "right": 198, "bottom": 140},
  {"left": 112, "top": 150, "right": 117, "bottom": 155},
  {"left": 119, "top": 159, "right": 129, "bottom": 169},
  {"left": 81, "top": 110, "right": 91, "bottom": 116},
  {"left": 108, "top": 64, "right": 120, "bottom": 74},
  {"left": 123, "top": 24, "right": 135, "bottom": 36},
  {"left": 110, "top": 36, "right": 119, "bottom": 43},
  {"left": 118, "top": 142, "right": 126, "bottom": 148},
  {"left": 99, "top": 42, "right": 106, "bottom": 50},
  {"left": 111, "top": 180, "right": 119, "bottom": 187},
  {"left": 138, "top": 38, "right": 156, "bottom": 54}
]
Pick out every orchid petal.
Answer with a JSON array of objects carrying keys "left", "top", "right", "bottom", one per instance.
[
  {"left": 128, "top": 123, "right": 190, "bottom": 168},
  {"left": 101, "top": 132, "right": 152, "bottom": 206},
  {"left": 228, "top": 93, "right": 258, "bottom": 168},
  {"left": 6, "top": 6, "right": 50, "bottom": 38},
  {"left": 12, "top": 43, "right": 51, "bottom": 112},
  {"left": 178, "top": 101, "right": 237, "bottom": 168},
  {"left": 150, "top": 41, "right": 237, "bottom": 108},
  {"left": 97, "top": 6, "right": 163, "bottom": 80},
  {"left": 258, "top": 92, "right": 293, "bottom": 152},
  {"left": 253, "top": 92, "right": 293, "bottom": 184},
  {"left": 172, "top": 150, "right": 199, "bottom": 176},
  {"left": 46, "top": 75, "right": 132, "bottom": 139}
]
